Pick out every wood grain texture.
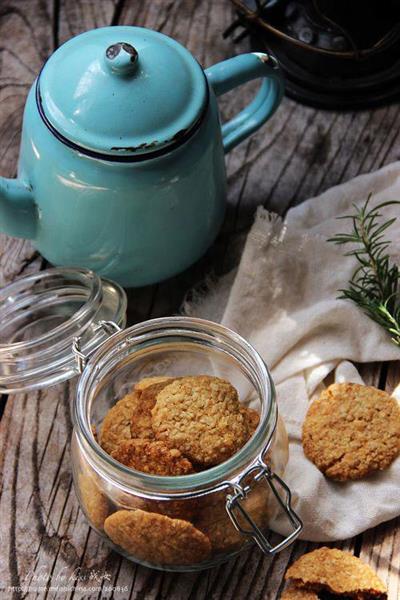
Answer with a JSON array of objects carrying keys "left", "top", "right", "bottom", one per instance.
[
  {"left": 0, "top": 1, "right": 398, "bottom": 598},
  {"left": 0, "top": 0, "right": 53, "bottom": 285}
]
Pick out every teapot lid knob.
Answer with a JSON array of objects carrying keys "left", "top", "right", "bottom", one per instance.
[{"left": 105, "top": 42, "right": 138, "bottom": 75}]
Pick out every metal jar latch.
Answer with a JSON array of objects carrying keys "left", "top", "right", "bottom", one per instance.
[
  {"left": 72, "top": 320, "right": 122, "bottom": 373},
  {"left": 225, "top": 456, "right": 302, "bottom": 555}
]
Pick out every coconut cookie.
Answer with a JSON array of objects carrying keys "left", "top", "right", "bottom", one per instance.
[
  {"left": 111, "top": 439, "right": 194, "bottom": 476},
  {"left": 100, "top": 392, "right": 139, "bottom": 454},
  {"left": 285, "top": 547, "right": 387, "bottom": 598},
  {"left": 302, "top": 382, "right": 400, "bottom": 481},
  {"left": 152, "top": 375, "right": 249, "bottom": 465},
  {"left": 78, "top": 472, "right": 109, "bottom": 531},
  {"left": 104, "top": 509, "right": 211, "bottom": 565},
  {"left": 130, "top": 379, "right": 178, "bottom": 440}
]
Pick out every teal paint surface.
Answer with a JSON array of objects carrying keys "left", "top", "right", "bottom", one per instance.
[
  {"left": 0, "top": 27, "right": 284, "bottom": 287},
  {"left": 38, "top": 27, "right": 208, "bottom": 158}
]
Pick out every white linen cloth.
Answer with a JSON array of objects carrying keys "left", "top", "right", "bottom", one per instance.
[{"left": 185, "top": 162, "right": 400, "bottom": 541}]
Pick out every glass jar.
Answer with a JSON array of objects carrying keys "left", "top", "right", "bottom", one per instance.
[
  {"left": 71, "top": 317, "right": 302, "bottom": 571},
  {"left": 0, "top": 267, "right": 301, "bottom": 570}
]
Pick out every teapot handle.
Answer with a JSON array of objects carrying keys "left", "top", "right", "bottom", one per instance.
[{"left": 205, "top": 53, "right": 284, "bottom": 154}]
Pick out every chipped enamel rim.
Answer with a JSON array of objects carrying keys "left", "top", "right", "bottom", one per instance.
[{"left": 35, "top": 69, "right": 210, "bottom": 163}]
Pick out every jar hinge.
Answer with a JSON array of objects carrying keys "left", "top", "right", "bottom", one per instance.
[
  {"left": 225, "top": 459, "right": 303, "bottom": 555},
  {"left": 72, "top": 320, "right": 122, "bottom": 373}
]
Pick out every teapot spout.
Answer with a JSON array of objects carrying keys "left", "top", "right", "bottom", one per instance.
[{"left": 0, "top": 177, "right": 37, "bottom": 240}]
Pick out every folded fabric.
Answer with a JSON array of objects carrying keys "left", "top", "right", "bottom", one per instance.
[{"left": 185, "top": 162, "right": 400, "bottom": 541}]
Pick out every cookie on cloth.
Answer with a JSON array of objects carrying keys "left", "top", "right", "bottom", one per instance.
[
  {"left": 302, "top": 382, "right": 400, "bottom": 481},
  {"left": 281, "top": 586, "right": 318, "bottom": 600},
  {"left": 111, "top": 439, "right": 194, "bottom": 476},
  {"left": 285, "top": 547, "right": 387, "bottom": 598},
  {"left": 130, "top": 379, "right": 178, "bottom": 440},
  {"left": 151, "top": 375, "right": 249, "bottom": 465},
  {"left": 104, "top": 509, "right": 211, "bottom": 565},
  {"left": 100, "top": 392, "right": 138, "bottom": 454}
]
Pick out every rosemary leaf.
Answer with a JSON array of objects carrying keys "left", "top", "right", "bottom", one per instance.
[{"left": 328, "top": 196, "right": 400, "bottom": 347}]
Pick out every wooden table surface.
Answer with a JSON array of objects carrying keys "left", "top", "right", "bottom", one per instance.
[{"left": 0, "top": 1, "right": 399, "bottom": 598}]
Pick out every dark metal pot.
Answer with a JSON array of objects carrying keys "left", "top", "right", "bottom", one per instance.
[{"left": 226, "top": 0, "right": 400, "bottom": 109}]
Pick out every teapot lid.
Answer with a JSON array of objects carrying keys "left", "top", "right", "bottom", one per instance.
[{"left": 36, "top": 26, "right": 208, "bottom": 160}]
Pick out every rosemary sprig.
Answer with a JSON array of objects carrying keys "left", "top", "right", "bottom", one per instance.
[{"left": 328, "top": 196, "right": 400, "bottom": 347}]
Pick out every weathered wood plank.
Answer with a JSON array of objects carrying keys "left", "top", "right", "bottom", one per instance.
[
  {"left": 357, "top": 361, "right": 400, "bottom": 600},
  {"left": 57, "top": 0, "right": 119, "bottom": 44},
  {"left": 0, "top": 0, "right": 55, "bottom": 283},
  {"left": 0, "top": 3, "right": 116, "bottom": 599}
]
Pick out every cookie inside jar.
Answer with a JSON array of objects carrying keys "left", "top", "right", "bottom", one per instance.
[{"left": 72, "top": 318, "right": 290, "bottom": 571}]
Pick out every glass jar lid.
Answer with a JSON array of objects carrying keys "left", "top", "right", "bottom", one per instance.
[
  {"left": 36, "top": 26, "right": 208, "bottom": 159},
  {"left": 0, "top": 267, "right": 127, "bottom": 393}
]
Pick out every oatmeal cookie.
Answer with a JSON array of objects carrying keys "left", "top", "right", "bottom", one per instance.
[
  {"left": 240, "top": 406, "right": 260, "bottom": 437},
  {"left": 100, "top": 392, "right": 139, "bottom": 454},
  {"left": 104, "top": 509, "right": 211, "bottom": 565},
  {"left": 134, "top": 376, "right": 173, "bottom": 394},
  {"left": 195, "top": 485, "right": 270, "bottom": 552},
  {"left": 111, "top": 490, "right": 197, "bottom": 521},
  {"left": 111, "top": 439, "right": 194, "bottom": 476},
  {"left": 285, "top": 547, "right": 387, "bottom": 598},
  {"left": 78, "top": 472, "right": 109, "bottom": 531},
  {"left": 281, "top": 586, "right": 318, "bottom": 600},
  {"left": 130, "top": 379, "right": 178, "bottom": 439},
  {"left": 152, "top": 375, "right": 249, "bottom": 465},
  {"left": 302, "top": 383, "right": 400, "bottom": 481}
]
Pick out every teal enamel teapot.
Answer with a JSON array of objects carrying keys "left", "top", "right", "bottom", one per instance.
[{"left": 1, "top": 26, "right": 283, "bottom": 287}]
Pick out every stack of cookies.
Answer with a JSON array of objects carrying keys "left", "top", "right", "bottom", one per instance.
[
  {"left": 78, "top": 375, "right": 269, "bottom": 566},
  {"left": 100, "top": 375, "right": 259, "bottom": 470}
]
